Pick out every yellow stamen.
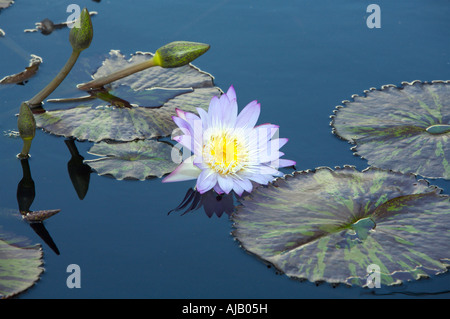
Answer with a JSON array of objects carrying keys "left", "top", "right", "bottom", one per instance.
[{"left": 203, "top": 131, "right": 248, "bottom": 175}]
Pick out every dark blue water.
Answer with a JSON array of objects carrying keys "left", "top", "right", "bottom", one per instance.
[{"left": 1, "top": 0, "right": 449, "bottom": 299}]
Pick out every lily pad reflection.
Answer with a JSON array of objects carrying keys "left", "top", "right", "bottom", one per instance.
[
  {"left": 331, "top": 80, "right": 450, "bottom": 179},
  {"left": 232, "top": 166, "right": 450, "bottom": 287}
]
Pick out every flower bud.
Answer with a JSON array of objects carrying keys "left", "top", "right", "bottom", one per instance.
[
  {"left": 17, "top": 102, "right": 36, "bottom": 158},
  {"left": 69, "top": 8, "right": 93, "bottom": 52},
  {"left": 153, "top": 41, "right": 210, "bottom": 68}
]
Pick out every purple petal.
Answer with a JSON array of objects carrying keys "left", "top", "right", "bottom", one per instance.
[
  {"left": 221, "top": 97, "right": 237, "bottom": 128},
  {"left": 239, "top": 172, "right": 272, "bottom": 185},
  {"left": 175, "top": 108, "right": 187, "bottom": 120},
  {"left": 196, "top": 169, "right": 218, "bottom": 194},
  {"left": 172, "top": 116, "right": 193, "bottom": 136},
  {"left": 231, "top": 181, "right": 244, "bottom": 196},
  {"left": 214, "top": 183, "right": 224, "bottom": 194},
  {"left": 258, "top": 151, "right": 284, "bottom": 164},
  {"left": 275, "top": 158, "right": 297, "bottom": 168},
  {"left": 235, "top": 100, "right": 260, "bottom": 129},
  {"left": 255, "top": 165, "right": 281, "bottom": 175},
  {"left": 226, "top": 85, "right": 237, "bottom": 102},
  {"left": 217, "top": 175, "right": 234, "bottom": 194},
  {"left": 271, "top": 138, "right": 289, "bottom": 150},
  {"left": 180, "top": 109, "right": 201, "bottom": 127},
  {"left": 256, "top": 139, "right": 289, "bottom": 162},
  {"left": 173, "top": 135, "right": 193, "bottom": 151},
  {"left": 253, "top": 124, "right": 279, "bottom": 142},
  {"left": 208, "top": 95, "right": 221, "bottom": 127},
  {"left": 196, "top": 107, "right": 210, "bottom": 131},
  {"left": 162, "top": 156, "right": 201, "bottom": 183},
  {"left": 233, "top": 178, "right": 253, "bottom": 194}
]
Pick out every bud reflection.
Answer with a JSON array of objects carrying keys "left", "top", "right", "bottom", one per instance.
[
  {"left": 16, "top": 158, "right": 61, "bottom": 255},
  {"left": 65, "top": 138, "right": 91, "bottom": 200}
]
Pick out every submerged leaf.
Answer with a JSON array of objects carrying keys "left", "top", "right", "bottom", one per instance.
[
  {"left": 331, "top": 80, "right": 450, "bottom": 179},
  {"left": 0, "top": 228, "right": 43, "bottom": 299},
  {"left": 0, "top": 55, "right": 42, "bottom": 85},
  {"left": 84, "top": 139, "right": 181, "bottom": 180},
  {"left": 232, "top": 166, "right": 450, "bottom": 287},
  {"left": 34, "top": 50, "right": 220, "bottom": 142},
  {"left": 21, "top": 209, "right": 61, "bottom": 222}
]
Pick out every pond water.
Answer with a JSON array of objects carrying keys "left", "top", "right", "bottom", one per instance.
[{"left": 0, "top": 0, "right": 449, "bottom": 299}]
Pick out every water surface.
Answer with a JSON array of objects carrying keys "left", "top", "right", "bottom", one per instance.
[{"left": 0, "top": 0, "right": 449, "bottom": 298}]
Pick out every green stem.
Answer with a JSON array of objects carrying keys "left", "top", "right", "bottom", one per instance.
[
  {"left": 77, "top": 57, "right": 156, "bottom": 91},
  {"left": 18, "top": 139, "right": 33, "bottom": 159},
  {"left": 28, "top": 49, "right": 81, "bottom": 108}
]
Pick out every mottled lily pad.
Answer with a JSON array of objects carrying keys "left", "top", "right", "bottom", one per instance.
[
  {"left": 0, "top": 228, "right": 44, "bottom": 298},
  {"left": 34, "top": 50, "right": 220, "bottom": 142},
  {"left": 84, "top": 139, "right": 181, "bottom": 180},
  {"left": 232, "top": 166, "right": 450, "bottom": 287},
  {"left": 331, "top": 80, "right": 450, "bottom": 179}
]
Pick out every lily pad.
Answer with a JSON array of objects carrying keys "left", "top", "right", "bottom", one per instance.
[
  {"left": 34, "top": 50, "right": 220, "bottom": 142},
  {"left": 84, "top": 139, "right": 181, "bottom": 180},
  {"left": 232, "top": 166, "right": 450, "bottom": 287},
  {"left": 0, "top": 228, "right": 44, "bottom": 298},
  {"left": 331, "top": 80, "right": 450, "bottom": 179}
]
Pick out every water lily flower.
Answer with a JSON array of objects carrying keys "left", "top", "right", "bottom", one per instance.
[{"left": 162, "top": 86, "right": 296, "bottom": 196}]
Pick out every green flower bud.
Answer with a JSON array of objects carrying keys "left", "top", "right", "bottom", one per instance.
[
  {"left": 17, "top": 102, "right": 36, "bottom": 158},
  {"left": 69, "top": 8, "right": 93, "bottom": 52},
  {"left": 153, "top": 41, "right": 210, "bottom": 68}
]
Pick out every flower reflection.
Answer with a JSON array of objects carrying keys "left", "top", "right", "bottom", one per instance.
[{"left": 169, "top": 187, "right": 236, "bottom": 218}]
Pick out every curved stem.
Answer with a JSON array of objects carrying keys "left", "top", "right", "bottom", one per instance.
[
  {"left": 28, "top": 49, "right": 81, "bottom": 108},
  {"left": 77, "top": 57, "right": 156, "bottom": 91}
]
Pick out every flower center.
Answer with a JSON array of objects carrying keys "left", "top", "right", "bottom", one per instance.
[{"left": 203, "top": 131, "right": 248, "bottom": 175}]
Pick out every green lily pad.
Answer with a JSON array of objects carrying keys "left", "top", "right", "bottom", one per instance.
[
  {"left": 232, "top": 166, "right": 450, "bottom": 287},
  {"left": 331, "top": 80, "right": 450, "bottom": 179},
  {"left": 34, "top": 50, "right": 221, "bottom": 142},
  {"left": 84, "top": 139, "right": 181, "bottom": 180},
  {"left": 0, "top": 228, "right": 44, "bottom": 299}
]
